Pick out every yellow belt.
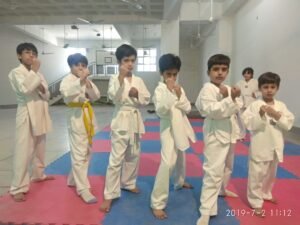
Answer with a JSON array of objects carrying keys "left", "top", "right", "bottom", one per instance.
[{"left": 67, "top": 101, "right": 94, "bottom": 145}]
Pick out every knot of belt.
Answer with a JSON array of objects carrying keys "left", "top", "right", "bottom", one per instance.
[{"left": 67, "top": 101, "right": 95, "bottom": 145}]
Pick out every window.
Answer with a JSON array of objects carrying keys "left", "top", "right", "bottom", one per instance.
[{"left": 137, "top": 48, "right": 157, "bottom": 72}]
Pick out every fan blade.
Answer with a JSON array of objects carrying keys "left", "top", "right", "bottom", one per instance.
[{"left": 77, "top": 17, "right": 91, "bottom": 24}]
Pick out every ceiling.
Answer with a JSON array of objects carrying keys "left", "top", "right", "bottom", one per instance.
[
  {"left": 0, "top": 0, "right": 165, "bottom": 24},
  {"left": 0, "top": 0, "right": 245, "bottom": 48}
]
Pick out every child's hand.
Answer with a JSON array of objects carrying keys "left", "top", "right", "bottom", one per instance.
[
  {"left": 265, "top": 106, "right": 281, "bottom": 120},
  {"left": 78, "top": 68, "right": 90, "bottom": 80},
  {"left": 85, "top": 79, "right": 92, "bottom": 88},
  {"left": 118, "top": 64, "right": 131, "bottom": 85},
  {"left": 38, "top": 84, "right": 45, "bottom": 93},
  {"left": 231, "top": 86, "right": 241, "bottom": 101},
  {"left": 173, "top": 84, "right": 182, "bottom": 99},
  {"left": 128, "top": 87, "right": 139, "bottom": 98},
  {"left": 219, "top": 85, "right": 228, "bottom": 98},
  {"left": 259, "top": 105, "right": 267, "bottom": 117},
  {"left": 119, "top": 64, "right": 131, "bottom": 78},
  {"left": 31, "top": 58, "right": 40, "bottom": 73},
  {"left": 166, "top": 78, "right": 175, "bottom": 91}
]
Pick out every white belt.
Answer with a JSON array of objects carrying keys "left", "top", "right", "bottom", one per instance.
[{"left": 118, "top": 106, "right": 141, "bottom": 145}]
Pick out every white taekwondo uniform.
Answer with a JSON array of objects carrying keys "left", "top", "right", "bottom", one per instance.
[
  {"left": 151, "top": 81, "right": 196, "bottom": 210},
  {"left": 60, "top": 74, "right": 100, "bottom": 196},
  {"left": 9, "top": 64, "right": 52, "bottom": 195},
  {"left": 104, "top": 74, "right": 150, "bottom": 200},
  {"left": 195, "top": 82, "right": 240, "bottom": 216},
  {"left": 242, "top": 99, "right": 294, "bottom": 208}
]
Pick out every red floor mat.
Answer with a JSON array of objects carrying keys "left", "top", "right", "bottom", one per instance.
[{"left": 0, "top": 176, "right": 105, "bottom": 225}]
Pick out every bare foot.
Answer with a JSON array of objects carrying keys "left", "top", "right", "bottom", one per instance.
[
  {"left": 12, "top": 193, "right": 26, "bottom": 202},
  {"left": 182, "top": 182, "right": 194, "bottom": 189},
  {"left": 121, "top": 187, "right": 140, "bottom": 193},
  {"left": 152, "top": 209, "right": 167, "bottom": 220},
  {"left": 253, "top": 208, "right": 266, "bottom": 218},
  {"left": 99, "top": 199, "right": 113, "bottom": 213},
  {"left": 31, "top": 175, "right": 55, "bottom": 183},
  {"left": 196, "top": 215, "right": 210, "bottom": 225},
  {"left": 219, "top": 189, "right": 238, "bottom": 198},
  {"left": 264, "top": 197, "right": 277, "bottom": 204}
]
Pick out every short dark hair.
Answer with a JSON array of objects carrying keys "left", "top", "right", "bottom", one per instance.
[
  {"left": 16, "top": 43, "right": 38, "bottom": 56},
  {"left": 258, "top": 72, "right": 281, "bottom": 88},
  {"left": 207, "top": 54, "right": 230, "bottom": 71},
  {"left": 242, "top": 67, "right": 254, "bottom": 77},
  {"left": 67, "top": 53, "right": 88, "bottom": 67},
  {"left": 115, "top": 44, "right": 137, "bottom": 62},
  {"left": 159, "top": 54, "right": 181, "bottom": 73}
]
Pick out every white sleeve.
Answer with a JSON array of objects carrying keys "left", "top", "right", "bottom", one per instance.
[
  {"left": 276, "top": 103, "right": 294, "bottom": 131},
  {"left": 86, "top": 80, "right": 101, "bottom": 102},
  {"left": 107, "top": 76, "right": 124, "bottom": 104},
  {"left": 175, "top": 88, "right": 191, "bottom": 114},
  {"left": 59, "top": 77, "right": 81, "bottom": 98},
  {"left": 9, "top": 70, "right": 41, "bottom": 95},
  {"left": 38, "top": 73, "right": 50, "bottom": 101},
  {"left": 195, "top": 87, "right": 239, "bottom": 119},
  {"left": 242, "top": 103, "right": 267, "bottom": 131},
  {"left": 153, "top": 87, "right": 176, "bottom": 117},
  {"left": 134, "top": 78, "right": 150, "bottom": 106}
]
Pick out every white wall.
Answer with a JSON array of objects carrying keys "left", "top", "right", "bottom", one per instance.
[
  {"left": 0, "top": 25, "right": 71, "bottom": 105},
  {"left": 232, "top": 0, "right": 300, "bottom": 127},
  {"left": 179, "top": 43, "right": 201, "bottom": 102},
  {"left": 199, "top": 25, "right": 219, "bottom": 85},
  {"left": 160, "top": 19, "right": 180, "bottom": 55}
]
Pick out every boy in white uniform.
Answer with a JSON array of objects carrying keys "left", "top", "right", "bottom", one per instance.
[
  {"left": 151, "top": 54, "right": 196, "bottom": 219},
  {"left": 8, "top": 43, "right": 53, "bottom": 202},
  {"left": 236, "top": 67, "right": 259, "bottom": 139},
  {"left": 236, "top": 67, "right": 259, "bottom": 110},
  {"left": 60, "top": 53, "right": 100, "bottom": 204},
  {"left": 100, "top": 44, "right": 150, "bottom": 212},
  {"left": 195, "top": 54, "right": 241, "bottom": 225},
  {"left": 242, "top": 72, "right": 294, "bottom": 217}
]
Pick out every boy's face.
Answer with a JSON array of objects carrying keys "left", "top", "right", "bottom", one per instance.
[
  {"left": 208, "top": 64, "right": 229, "bottom": 86},
  {"left": 118, "top": 55, "right": 136, "bottom": 72},
  {"left": 161, "top": 68, "right": 178, "bottom": 83},
  {"left": 71, "top": 62, "right": 87, "bottom": 76},
  {"left": 18, "top": 49, "right": 37, "bottom": 66},
  {"left": 243, "top": 72, "right": 252, "bottom": 81},
  {"left": 260, "top": 83, "right": 278, "bottom": 102}
]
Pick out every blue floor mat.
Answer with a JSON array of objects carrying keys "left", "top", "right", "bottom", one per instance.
[{"left": 102, "top": 177, "right": 239, "bottom": 225}]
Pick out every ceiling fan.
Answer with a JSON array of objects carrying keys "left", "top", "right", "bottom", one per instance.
[
  {"left": 77, "top": 17, "right": 104, "bottom": 25},
  {"left": 76, "top": 17, "right": 103, "bottom": 35},
  {"left": 120, "top": 0, "right": 143, "bottom": 10}
]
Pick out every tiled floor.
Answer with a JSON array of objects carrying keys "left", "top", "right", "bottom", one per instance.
[{"left": 0, "top": 104, "right": 299, "bottom": 196}]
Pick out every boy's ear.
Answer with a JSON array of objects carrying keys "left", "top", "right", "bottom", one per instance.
[
  {"left": 17, "top": 54, "right": 22, "bottom": 62},
  {"left": 207, "top": 70, "right": 210, "bottom": 75}
]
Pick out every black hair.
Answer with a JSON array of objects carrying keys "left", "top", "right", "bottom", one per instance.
[
  {"left": 258, "top": 72, "right": 281, "bottom": 88},
  {"left": 16, "top": 43, "right": 38, "bottom": 56},
  {"left": 242, "top": 67, "right": 254, "bottom": 78},
  {"left": 115, "top": 44, "right": 137, "bottom": 62},
  {"left": 207, "top": 54, "right": 230, "bottom": 71},
  {"left": 67, "top": 53, "right": 88, "bottom": 67},
  {"left": 159, "top": 53, "right": 181, "bottom": 73}
]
